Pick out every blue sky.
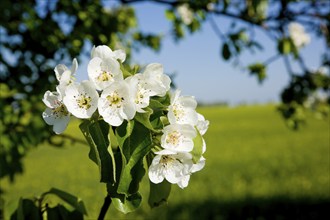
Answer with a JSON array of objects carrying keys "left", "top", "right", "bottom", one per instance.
[{"left": 78, "top": 2, "right": 325, "bottom": 105}]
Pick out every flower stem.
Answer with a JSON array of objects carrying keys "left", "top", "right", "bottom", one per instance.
[{"left": 98, "top": 195, "right": 112, "bottom": 220}]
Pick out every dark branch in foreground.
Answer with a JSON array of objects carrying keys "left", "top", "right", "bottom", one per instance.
[{"left": 98, "top": 195, "right": 112, "bottom": 220}]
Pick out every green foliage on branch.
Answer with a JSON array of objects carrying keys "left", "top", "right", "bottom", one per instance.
[{"left": 10, "top": 188, "right": 87, "bottom": 220}]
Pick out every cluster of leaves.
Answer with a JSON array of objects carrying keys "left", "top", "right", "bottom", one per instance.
[
  {"left": 278, "top": 71, "right": 330, "bottom": 129},
  {"left": 10, "top": 188, "right": 87, "bottom": 220},
  {"left": 0, "top": 0, "right": 161, "bottom": 181}
]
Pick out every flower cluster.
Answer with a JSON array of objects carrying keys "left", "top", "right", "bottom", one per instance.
[
  {"left": 288, "top": 22, "right": 310, "bottom": 49},
  {"left": 42, "top": 45, "right": 208, "bottom": 189},
  {"left": 148, "top": 90, "right": 209, "bottom": 188}
]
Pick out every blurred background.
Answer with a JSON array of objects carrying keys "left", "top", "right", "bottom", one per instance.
[{"left": 1, "top": 0, "right": 329, "bottom": 219}]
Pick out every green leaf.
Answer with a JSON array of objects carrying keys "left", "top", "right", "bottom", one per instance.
[
  {"left": 248, "top": 63, "right": 267, "bottom": 83},
  {"left": 165, "top": 10, "right": 175, "bottom": 21},
  {"left": 115, "top": 120, "right": 135, "bottom": 160},
  {"left": 278, "top": 38, "right": 292, "bottom": 55},
  {"left": 117, "top": 121, "right": 152, "bottom": 195},
  {"left": 106, "top": 147, "right": 125, "bottom": 195},
  {"left": 11, "top": 198, "right": 40, "bottom": 220},
  {"left": 80, "top": 120, "right": 115, "bottom": 183},
  {"left": 191, "top": 129, "right": 203, "bottom": 163},
  {"left": 150, "top": 110, "right": 166, "bottom": 130},
  {"left": 149, "top": 99, "right": 167, "bottom": 110},
  {"left": 46, "top": 188, "right": 87, "bottom": 215},
  {"left": 47, "top": 204, "right": 84, "bottom": 220},
  {"left": 222, "top": 43, "right": 231, "bottom": 60},
  {"left": 79, "top": 120, "right": 97, "bottom": 164},
  {"left": 134, "top": 107, "right": 164, "bottom": 132},
  {"left": 112, "top": 192, "right": 142, "bottom": 214},
  {"left": 120, "top": 62, "right": 132, "bottom": 78},
  {"left": 148, "top": 181, "right": 171, "bottom": 208}
]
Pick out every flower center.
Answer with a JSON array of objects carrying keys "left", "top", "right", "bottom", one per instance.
[
  {"left": 107, "top": 92, "right": 123, "bottom": 108},
  {"left": 97, "top": 71, "right": 113, "bottom": 82},
  {"left": 135, "top": 86, "right": 147, "bottom": 104},
  {"left": 173, "top": 104, "right": 185, "bottom": 120},
  {"left": 160, "top": 155, "right": 175, "bottom": 167},
  {"left": 77, "top": 95, "right": 92, "bottom": 110},
  {"left": 53, "top": 104, "right": 69, "bottom": 117},
  {"left": 166, "top": 131, "right": 181, "bottom": 146}
]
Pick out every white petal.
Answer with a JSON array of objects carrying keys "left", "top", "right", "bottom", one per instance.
[
  {"left": 42, "top": 91, "right": 61, "bottom": 108},
  {"left": 148, "top": 164, "right": 164, "bottom": 184},
  {"left": 54, "top": 64, "right": 68, "bottom": 81},
  {"left": 113, "top": 49, "right": 126, "bottom": 62},
  {"left": 197, "top": 113, "right": 209, "bottom": 135},
  {"left": 103, "top": 112, "right": 124, "bottom": 127},
  {"left": 202, "top": 138, "right": 206, "bottom": 154},
  {"left": 170, "top": 90, "right": 181, "bottom": 104},
  {"left": 191, "top": 156, "right": 206, "bottom": 173},
  {"left": 42, "top": 108, "right": 57, "bottom": 125},
  {"left": 144, "top": 63, "right": 163, "bottom": 76},
  {"left": 123, "top": 103, "right": 136, "bottom": 120},
  {"left": 71, "top": 58, "right": 78, "bottom": 74},
  {"left": 164, "top": 162, "right": 182, "bottom": 184},
  {"left": 53, "top": 115, "right": 70, "bottom": 134},
  {"left": 177, "top": 175, "right": 190, "bottom": 189},
  {"left": 91, "top": 45, "right": 113, "bottom": 59},
  {"left": 179, "top": 96, "right": 197, "bottom": 109},
  {"left": 155, "top": 149, "right": 178, "bottom": 155}
]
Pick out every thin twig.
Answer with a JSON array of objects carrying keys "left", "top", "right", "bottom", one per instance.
[
  {"left": 98, "top": 195, "right": 112, "bottom": 220},
  {"left": 283, "top": 55, "right": 294, "bottom": 76},
  {"left": 208, "top": 14, "right": 226, "bottom": 42},
  {"left": 264, "top": 54, "right": 281, "bottom": 66}
]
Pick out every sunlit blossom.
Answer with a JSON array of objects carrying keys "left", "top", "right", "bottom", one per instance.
[
  {"left": 55, "top": 58, "right": 78, "bottom": 95},
  {"left": 288, "top": 22, "right": 310, "bottom": 48},
  {"left": 161, "top": 123, "right": 197, "bottom": 153},
  {"left": 91, "top": 45, "right": 126, "bottom": 63},
  {"left": 142, "top": 63, "right": 171, "bottom": 97},
  {"left": 63, "top": 81, "right": 99, "bottom": 119},
  {"left": 168, "top": 90, "right": 198, "bottom": 125},
  {"left": 126, "top": 74, "right": 153, "bottom": 113},
  {"left": 98, "top": 80, "right": 136, "bottom": 126},
  {"left": 88, "top": 56, "right": 123, "bottom": 90},
  {"left": 177, "top": 4, "right": 194, "bottom": 25},
  {"left": 42, "top": 91, "right": 70, "bottom": 134},
  {"left": 149, "top": 152, "right": 205, "bottom": 189}
]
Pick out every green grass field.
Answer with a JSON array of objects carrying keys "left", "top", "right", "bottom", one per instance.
[{"left": 1, "top": 104, "right": 329, "bottom": 219}]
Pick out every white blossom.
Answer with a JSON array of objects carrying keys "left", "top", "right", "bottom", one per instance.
[
  {"left": 161, "top": 123, "right": 196, "bottom": 153},
  {"left": 168, "top": 90, "right": 198, "bottom": 126},
  {"left": 148, "top": 153, "right": 189, "bottom": 186},
  {"left": 98, "top": 80, "right": 136, "bottom": 126},
  {"left": 177, "top": 4, "right": 194, "bottom": 25},
  {"left": 196, "top": 113, "right": 209, "bottom": 135},
  {"left": 63, "top": 81, "right": 99, "bottom": 119},
  {"left": 88, "top": 56, "right": 123, "bottom": 90},
  {"left": 125, "top": 74, "right": 153, "bottom": 113},
  {"left": 54, "top": 58, "right": 78, "bottom": 96},
  {"left": 142, "top": 63, "right": 171, "bottom": 97},
  {"left": 149, "top": 152, "right": 205, "bottom": 189},
  {"left": 288, "top": 22, "right": 311, "bottom": 48},
  {"left": 178, "top": 156, "right": 206, "bottom": 188},
  {"left": 42, "top": 91, "right": 70, "bottom": 134},
  {"left": 91, "top": 45, "right": 126, "bottom": 63}
]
